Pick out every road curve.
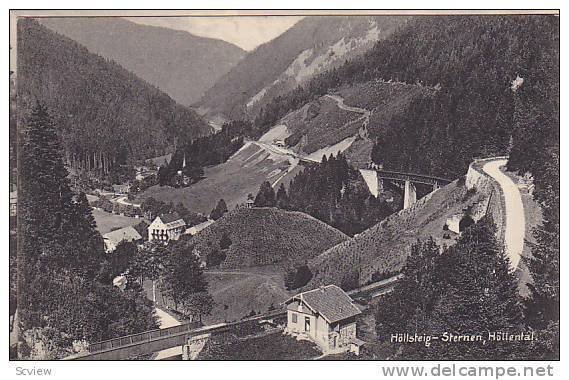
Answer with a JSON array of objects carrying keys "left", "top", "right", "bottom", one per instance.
[{"left": 482, "top": 159, "right": 525, "bottom": 269}]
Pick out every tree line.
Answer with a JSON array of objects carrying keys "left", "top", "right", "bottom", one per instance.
[
  {"left": 373, "top": 216, "right": 557, "bottom": 360},
  {"left": 253, "top": 154, "right": 398, "bottom": 236},
  {"left": 156, "top": 121, "right": 250, "bottom": 187}
]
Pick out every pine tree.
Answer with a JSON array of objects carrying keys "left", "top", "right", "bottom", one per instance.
[
  {"left": 375, "top": 238, "right": 440, "bottom": 340},
  {"left": 421, "top": 219, "right": 523, "bottom": 359},
  {"left": 254, "top": 181, "right": 276, "bottom": 207},
  {"left": 524, "top": 216, "right": 559, "bottom": 329},
  {"left": 210, "top": 198, "right": 228, "bottom": 220},
  {"left": 276, "top": 183, "right": 289, "bottom": 209},
  {"left": 18, "top": 103, "right": 76, "bottom": 329}
]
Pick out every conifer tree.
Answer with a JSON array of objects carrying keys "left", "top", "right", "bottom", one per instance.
[
  {"left": 254, "top": 181, "right": 276, "bottom": 207},
  {"left": 210, "top": 198, "right": 228, "bottom": 220},
  {"left": 276, "top": 183, "right": 289, "bottom": 209},
  {"left": 419, "top": 219, "right": 523, "bottom": 359}
]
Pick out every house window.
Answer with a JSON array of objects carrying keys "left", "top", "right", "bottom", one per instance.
[
  {"left": 305, "top": 317, "right": 310, "bottom": 332},
  {"left": 291, "top": 313, "right": 297, "bottom": 323}
]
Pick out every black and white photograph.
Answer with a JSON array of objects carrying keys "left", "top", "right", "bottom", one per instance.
[{"left": 7, "top": 7, "right": 560, "bottom": 368}]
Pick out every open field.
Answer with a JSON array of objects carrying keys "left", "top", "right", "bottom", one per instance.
[
  {"left": 203, "top": 267, "right": 290, "bottom": 324},
  {"left": 136, "top": 142, "right": 297, "bottom": 214},
  {"left": 92, "top": 208, "right": 146, "bottom": 234},
  {"left": 143, "top": 266, "right": 290, "bottom": 324}
]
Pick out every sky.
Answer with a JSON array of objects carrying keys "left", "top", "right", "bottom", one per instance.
[{"left": 126, "top": 16, "right": 304, "bottom": 51}]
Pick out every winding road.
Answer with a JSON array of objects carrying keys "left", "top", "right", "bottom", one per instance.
[
  {"left": 482, "top": 158, "right": 525, "bottom": 269},
  {"left": 324, "top": 94, "right": 371, "bottom": 126}
]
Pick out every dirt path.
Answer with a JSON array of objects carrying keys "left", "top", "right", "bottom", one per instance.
[
  {"left": 324, "top": 94, "right": 371, "bottom": 127},
  {"left": 482, "top": 159, "right": 525, "bottom": 269}
]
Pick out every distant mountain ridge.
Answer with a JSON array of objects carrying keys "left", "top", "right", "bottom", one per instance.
[
  {"left": 196, "top": 15, "right": 409, "bottom": 120},
  {"left": 40, "top": 17, "right": 246, "bottom": 106},
  {"left": 17, "top": 18, "right": 210, "bottom": 169}
]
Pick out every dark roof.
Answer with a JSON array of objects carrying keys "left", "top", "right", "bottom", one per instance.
[
  {"left": 286, "top": 285, "right": 361, "bottom": 324},
  {"left": 160, "top": 212, "right": 183, "bottom": 224}
]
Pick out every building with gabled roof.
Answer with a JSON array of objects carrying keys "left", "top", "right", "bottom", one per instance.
[
  {"left": 284, "top": 285, "right": 362, "bottom": 353},
  {"left": 103, "top": 226, "right": 142, "bottom": 253},
  {"left": 148, "top": 212, "right": 186, "bottom": 242}
]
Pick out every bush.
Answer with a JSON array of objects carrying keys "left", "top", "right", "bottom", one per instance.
[
  {"left": 206, "top": 249, "right": 226, "bottom": 267},
  {"left": 284, "top": 265, "right": 313, "bottom": 290}
]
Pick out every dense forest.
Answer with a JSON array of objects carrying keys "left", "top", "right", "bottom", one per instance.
[
  {"left": 157, "top": 120, "right": 250, "bottom": 186},
  {"left": 253, "top": 154, "right": 399, "bottom": 236},
  {"left": 372, "top": 219, "right": 538, "bottom": 360},
  {"left": 17, "top": 104, "right": 158, "bottom": 358},
  {"left": 17, "top": 19, "right": 210, "bottom": 175}
]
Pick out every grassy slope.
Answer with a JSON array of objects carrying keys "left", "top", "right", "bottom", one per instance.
[
  {"left": 338, "top": 80, "right": 435, "bottom": 135},
  {"left": 307, "top": 177, "right": 493, "bottom": 288},
  {"left": 277, "top": 80, "right": 431, "bottom": 164},
  {"left": 136, "top": 142, "right": 294, "bottom": 214},
  {"left": 282, "top": 96, "right": 363, "bottom": 154},
  {"left": 193, "top": 207, "right": 349, "bottom": 269},
  {"left": 203, "top": 267, "right": 289, "bottom": 324},
  {"left": 92, "top": 208, "right": 145, "bottom": 234}
]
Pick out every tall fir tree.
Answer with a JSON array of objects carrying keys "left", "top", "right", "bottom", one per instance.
[{"left": 254, "top": 181, "right": 276, "bottom": 207}]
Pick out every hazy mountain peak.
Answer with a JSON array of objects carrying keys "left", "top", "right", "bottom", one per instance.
[{"left": 40, "top": 17, "right": 246, "bottom": 106}]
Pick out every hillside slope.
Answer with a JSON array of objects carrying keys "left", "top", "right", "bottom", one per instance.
[
  {"left": 192, "top": 207, "right": 349, "bottom": 269},
  {"left": 136, "top": 141, "right": 300, "bottom": 214},
  {"left": 17, "top": 18, "right": 210, "bottom": 167},
  {"left": 266, "top": 80, "right": 433, "bottom": 164},
  {"left": 196, "top": 15, "right": 408, "bottom": 120},
  {"left": 40, "top": 17, "right": 246, "bottom": 106},
  {"left": 306, "top": 174, "right": 502, "bottom": 289},
  {"left": 255, "top": 15, "right": 558, "bottom": 180}
]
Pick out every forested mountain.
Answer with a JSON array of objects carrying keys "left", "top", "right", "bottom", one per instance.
[
  {"left": 254, "top": 15, "right": 559, "bottom": 182},
  {"left": 40, "top": 17, "right": 246, "bottom": 106},
  {"left": 196, "top": 16, "right": 408, "bottom": 120},
  {"left": 17, "top": 18, "right": 210, "bottom": 172}
]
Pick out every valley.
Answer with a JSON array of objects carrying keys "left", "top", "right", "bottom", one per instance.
[{"left": 12, "top": 12, "right": 558, "bottom": 362}]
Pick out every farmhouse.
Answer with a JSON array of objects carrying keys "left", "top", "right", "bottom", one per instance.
[
  {"left": 102, "top": 226, "right": 142, "bottom": 253},
  {"left": 148, "top": 212, "right": 186, "bottom": 242},
  {"left": 285, "top": 285, "right": 362, "bottom": 354}
]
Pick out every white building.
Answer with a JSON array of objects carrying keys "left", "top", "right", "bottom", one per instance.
[
  {"left": 285, "top": 285, "right": 362, "bottom": 354},
  {"left": 102, "top": 226, "right": 142, "bottom": 253},
  {"left": 148, "top": 212, "right": 186, "bottom": 242},
  {"left": 184, "top": 219, "right": 215, "bottom": 236}
]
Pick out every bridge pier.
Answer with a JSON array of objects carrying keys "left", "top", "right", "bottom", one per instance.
[
  {"left": 403, "top": 180, "right": 417, "bottom": 209},
  {"left": 182, "top": 333, "right": 210, "bottom": 360},
  {"left": 432, "top": 183, "right": 441, "bottom": 192}
]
